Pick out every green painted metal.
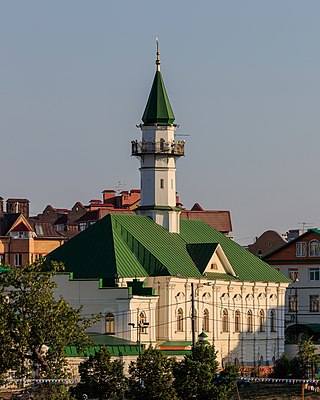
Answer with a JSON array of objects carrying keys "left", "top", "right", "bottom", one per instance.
[
  {"left": 180, "top": 219, "right": 290, "bottom": 283},
  {"left": 142, "top": 71, "right": 175, "bottom": 125},
  {"left": 48, "top": 214, "right": 290, "bottom": 283},
  {"left": 187, "top": 243, "right": 218, "bottom": 274},
  {"left": 160, "top": 341, "right": 192, "bottom": 347}
]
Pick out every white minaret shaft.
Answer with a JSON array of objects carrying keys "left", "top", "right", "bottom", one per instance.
[{"left": 132, "top": 41, "right": 185, "bottom": 233}]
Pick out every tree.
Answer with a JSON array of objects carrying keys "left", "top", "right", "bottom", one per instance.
[
  {"left": 0, "top": 260, "right": 99, "bottom": 379},
  {"left": 72, "top": 347, "right": 127, "bottom": 400},
  {"left": 271, "top": 353, "right": 303, "bottom": 378},
  {"left": 173, "top": 342, "right": 237, "bottom": 400},
  {"left": 298, "top": 337, "right": 320, "bottom": 379},
  {"left": 128, "top": 346, "right": 178, "bottom": 400}
]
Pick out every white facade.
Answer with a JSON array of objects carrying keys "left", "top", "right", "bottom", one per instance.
[{"left": 54, "top": 273, "right": 287, "bottom": 367}]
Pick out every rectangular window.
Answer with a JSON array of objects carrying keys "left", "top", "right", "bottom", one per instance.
[
  {"left": 0, "top": 254, "right": 4, "bottom": 265},
  {"left": 160, "top": 179, "right": 164, "bottom": 189},
  {"left": 296, "top": 242, "right": 306, "bottom": 257},
  {"left": 288, "top": 268, "right": 299, "bottom": 281},
  {"left": 14, "top": 254, "right": 22, "bottom": 267},
  {"left": 79, "top": 222, "right": 87, "bottom": 232},
  {"left": 309, "top": 268, "right": 320, "bottom": 281},
  {"left": 310, "top": 295, "right": 319, "bottom": 312},
  {"left": 289, "top": 295, "right": 298, "bottom": 312},
  {"left": 35, "top": 254, "right": 43, "bottom": 261}
]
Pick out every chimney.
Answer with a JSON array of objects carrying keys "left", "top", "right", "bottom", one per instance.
[
  {"left": 102, "top": 190, "right": 116, "bottom": 203},
  {"left": 6, "top": 199, "right": 30, "bottom": 217}
]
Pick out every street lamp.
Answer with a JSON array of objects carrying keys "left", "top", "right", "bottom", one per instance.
[{"left": 128, "top": 321, "right": 149, "bottom": 356}]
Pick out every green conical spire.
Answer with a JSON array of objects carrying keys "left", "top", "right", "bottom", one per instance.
[{"left": 142, "top": 40, "right": 175, "bottom": 125}]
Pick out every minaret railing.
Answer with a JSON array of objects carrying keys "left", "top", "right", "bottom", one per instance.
[{"left": 131, "top": 140, "right": 185, "bottom": 156}]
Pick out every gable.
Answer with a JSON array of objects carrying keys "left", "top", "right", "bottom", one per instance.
[{"left": 7, "top": 214, "right": 34, "bottom": 235}]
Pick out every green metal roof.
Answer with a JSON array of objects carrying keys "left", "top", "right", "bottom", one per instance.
[
  {"left": 142, "top": 70, "right": 175, "bottom": 125},
  {"left": 179, "top": 219, "right": 290, "bottom": 283},
  {"left": 160, "top": 341, "right": 192, "bottom": 347},
  {"left": 48, "top": 214, "right": 290, "bottom": 283}
]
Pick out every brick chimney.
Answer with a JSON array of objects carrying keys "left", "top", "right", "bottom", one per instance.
[{"left": 6, "top": 198, "right": 30, "bottom": 217}]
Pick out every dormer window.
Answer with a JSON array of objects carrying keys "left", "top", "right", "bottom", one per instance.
[
  {"left": 296, "top": 242, "right": 306, "bottom": 257},
  {"left": 10, "top": 231, "right": 31, "bottom": 239},
  {"left": 309, "top": 240, "right": 320, "bottom": 257}
]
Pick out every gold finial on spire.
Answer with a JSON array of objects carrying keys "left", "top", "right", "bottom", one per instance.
[{"left": 156, "top": 36, "right": 160, "bottom": 71}]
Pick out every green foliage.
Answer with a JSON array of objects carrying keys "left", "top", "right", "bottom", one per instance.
[
  {"left": 72, "top": 347, "right": 127, "bottom": 400},
  {"left": 0, "top": 261, "right": 99, "bottom": 379},
  {"left": 270, "top": 353, "right": 303, "bottom": 378},
  {"left": 32, "top": 383, "right": 76, "bottom": 400},
  {"left": 173, "top": 342, "right": 237, "bottom": 400},
  {"left": 298, "top": 337, "right": 320, "bottom": 379},
  {"left": 128, "top": 346, "right": 178, "bottom": 400}
]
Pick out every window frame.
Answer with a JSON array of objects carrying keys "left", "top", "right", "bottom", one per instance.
[
  {"left": 247, "top": 310, "right": 253, "bottom": 333},
  {"left": 259, "top": 309, "right": 265, "bottom": 332},
  {"left": 235, "top": 310, "right": 241, "bottom": 332},
  {"left": 309, "top": 267, "right": 320, "bottom": 281},
  {"left": 14, "top": 253, "right": 22, "bottom": 267},
  {"left": 222, "top": 309, "right": 229, "bottom": 333},
  {"left": 296, "top": 242, "right": 306, "bottom": 257},
  {"left": 202, "top": 309, "right": 209, "bottom": 332},
  {"left": 105, "top": 313, "right": 115, "bottom": 335},
  {"left": 310, "top": 295, "right": 319, "bottom": 312},
  {"left": 309, "top": 240, "right": 320, "bottom": 257},
  {"left": 177, "top": 308, "right": 184, "bottom": 332}
]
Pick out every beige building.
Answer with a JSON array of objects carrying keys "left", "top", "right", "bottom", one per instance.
[{"left": 48, "top": 43, "right": 290, "bottom": 370}]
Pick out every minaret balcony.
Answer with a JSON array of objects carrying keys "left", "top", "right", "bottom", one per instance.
[{"left": 131, "top": 140, "right": 185, "bottom": 157}]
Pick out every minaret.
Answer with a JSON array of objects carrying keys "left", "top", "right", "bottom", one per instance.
[{"left": 132, "top": 40, "right": 185, "bottom": 233}]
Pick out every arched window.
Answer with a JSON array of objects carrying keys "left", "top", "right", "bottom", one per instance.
[
  {"left": 177, "top": 308, "right": 184, "bottom": 332},
  {"left": 139, "top": 311, "right": 148, "bottom": 334},
  {"left": 160, "top": 138, "right": 165, "bottom": 151},
  {"left": 222, "top": 309, "right": 228, "bottom": 332},
  {"left": 270, "top": 310, "right": 276, "bottom": 332},
  {"left": 310, "top": 240, "right": 320, "bottom": 257},
  {"left": 203, "top": 309, "right": 209, "bottom": 332},
  {"left": 105, "top": 313, "right": 115, "bottom": 335},
  {"left": 247, "top": 310, "right": 253, "bottom": 333},
  {"left": 259, "top": 310, "right": 265, "bottom": 332},
  {"left": 235, "top": 310, "right": 241, "bottom": 332}
]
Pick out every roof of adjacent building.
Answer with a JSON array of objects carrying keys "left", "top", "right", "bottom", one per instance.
[
  {"left": 181, "top": 210, "right": 232, "bottom": 234},
  {"left": 47, "top": 214, "right": 289, "bottom": 283},
  {"left": 263, "top": 228, "right": 320, "bottom": 263},
  {"left": 142, "top": 70, "right": 175, "bottom": 125}
]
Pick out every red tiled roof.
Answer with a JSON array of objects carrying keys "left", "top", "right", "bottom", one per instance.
[{"left": 180, "top": 210, "right": 232, "bottom": 234}]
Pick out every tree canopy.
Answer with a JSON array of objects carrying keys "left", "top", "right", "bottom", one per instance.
[
  {"left": 72, "top": 347, "right": 127, "bottom": 400},
  {"left": 128, "top": 346, "right": 178, "bottom": 400},
  {"left": 0, "top": 261, "right": 98, "bottom": 379}
]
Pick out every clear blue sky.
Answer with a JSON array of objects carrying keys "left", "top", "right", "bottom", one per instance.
[{"left": 1, "top": 0, "right": 319, "bottom": 244}]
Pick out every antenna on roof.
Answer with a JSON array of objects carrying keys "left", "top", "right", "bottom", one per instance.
[
  {"left": 297, "top": 222, "right": 314, "bottom": 233},
  {"left": 116, "top": 180, "right": 126, "bottom": 194}
]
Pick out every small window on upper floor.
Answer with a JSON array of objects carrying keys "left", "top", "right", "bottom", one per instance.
[
  {"left": 296, "top": 242, "right": 306, "bottom": 257},
  {"left": 288, "top": 268, "right": 299, "bottom": 281},
  {"left": 310, "top": 295, "right": 319, "bottom": 312},
  {"left": 160, "top": 179, "right": 164, "bottom": 189},
  {"left": 14, "top": 254, "right": 22, "bottom": 267},
  {"left": 309, "top": 240, "right": 320, "bottom": 257},
  {"left": 309, "top": 267, "right": 320, "bottom": 281},
  {"left": 256, "top": 249, "right": 263, "bottom": 258}
]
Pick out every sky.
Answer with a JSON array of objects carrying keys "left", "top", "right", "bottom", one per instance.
[{"left": 1, "top": 0, "right": 320, "bottom": 245}]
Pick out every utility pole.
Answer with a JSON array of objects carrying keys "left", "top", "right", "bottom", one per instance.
[{"left": 191, "top": 282, "right": 195, "bottom": 357}]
